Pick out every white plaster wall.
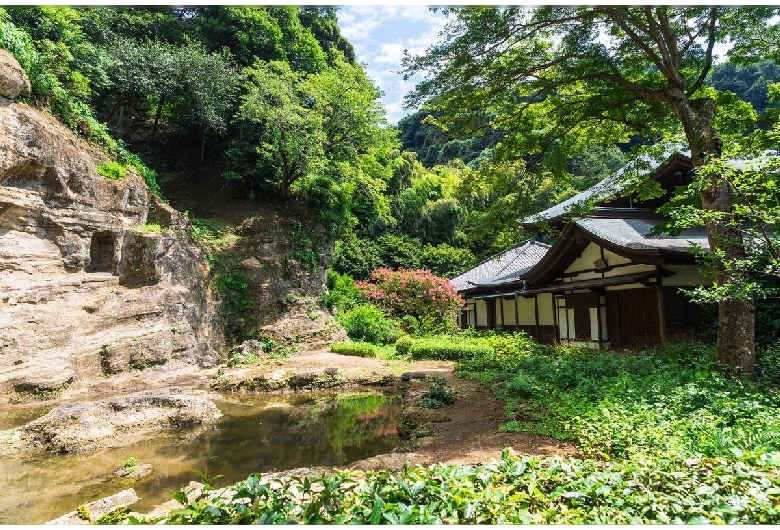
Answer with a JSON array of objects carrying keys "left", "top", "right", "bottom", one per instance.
[
  {"left": 516, "top": 296, "right": 537, "bottom": 325},
  {"left": 589, "top": 307, "right": 599, "bottom": 340},
  {"left": 476, "top": 299, "right": 488, "bottom": 327},
  {"left": 605, "top": 282, "right": 649, "bottom": 291},
  {"left": 558, "top": 307, "right": 575, "bottom": 339},
  {"left": 501, "top": 298, "right": 516, "bottom": 326},
  {"left": 565, "top": 243, "right": 602, "bottom": 274},
  {"left": 664, "top": 264, "right": 710, "bottom": 286},
  {"left": 603, "top": 248, "right": 632, "bottom": 265},
  {"left": 537, "top": 293, "right": 555, "bottom": 325}
]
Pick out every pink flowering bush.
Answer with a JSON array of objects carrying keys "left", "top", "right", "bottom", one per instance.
[{"left": 356, "top": 268, "right": 465, "bottom": 325}]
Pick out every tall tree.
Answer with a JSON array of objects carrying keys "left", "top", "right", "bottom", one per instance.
[{"left": 404, "top": 7, "right": 780, "bottom": 376}]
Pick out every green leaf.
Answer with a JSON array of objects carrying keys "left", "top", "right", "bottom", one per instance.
[
  {"left": 369, "top": 496, "right": 384, "bottom": 525},
  {"left": 696, "top": 485, "right": 717, "bottom": 495}
]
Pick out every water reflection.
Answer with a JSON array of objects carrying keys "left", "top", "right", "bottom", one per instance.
[{"left": 0, "top": 390, "right": 401, "bottom": 524}]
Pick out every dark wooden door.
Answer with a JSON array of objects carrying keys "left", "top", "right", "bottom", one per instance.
[
  {"left": 605, "top": 288, "right": 661, "bottom": 348},
  {"left": 573, "top": 308, "right": 591, "bottom": 341},
  {"left": 486, "top": 299, "right": 496, "bottom": 328}
]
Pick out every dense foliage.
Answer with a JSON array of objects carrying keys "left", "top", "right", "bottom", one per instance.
[
  {"left": 356, "top": 268, "right": 464, "bottom": 326},
  {"left": 134, "top": 447, "right": 780, "bottom": 524},
  {"left": 0, "top": 6, "right": 392, "bottom": 235}
]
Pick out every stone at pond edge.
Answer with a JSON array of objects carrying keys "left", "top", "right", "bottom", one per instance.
[
  {"left": 398, "top": 407, "right": 452, "bottom": 440},
  {"left": 47, "top": 488, "right": 139, "bottom": 524},
  {"left": 21, "top": 387, "right": 222, "bottom": 453},
  {"left": 347, "top": 452, "right": 428, "bottom": 471},
  {"left": 113, "top": 462, "right": 153, "bottom": 479},
  {"left": 0, "top": 49, "right": 31, "bottom": 100}
]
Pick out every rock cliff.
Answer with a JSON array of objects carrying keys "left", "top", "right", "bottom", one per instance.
[{"left": 0, "top": 52, "right": 223, "bottom": 405}]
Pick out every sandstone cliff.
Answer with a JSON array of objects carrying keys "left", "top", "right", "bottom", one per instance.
[{"left": 0, "top": 52, "right": 223, "bottom": 405}]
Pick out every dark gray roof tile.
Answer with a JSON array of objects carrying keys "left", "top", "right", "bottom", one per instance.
[
  {"left": 575, "top": 217, "right": 710, "bottom": 252},
  {"left": 450, "top": 240, "right": 550, "bottom": 291}
]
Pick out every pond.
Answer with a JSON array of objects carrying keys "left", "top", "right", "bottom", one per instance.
[{"left": 0, "top": 390, "right": 402, "bottom": 524}]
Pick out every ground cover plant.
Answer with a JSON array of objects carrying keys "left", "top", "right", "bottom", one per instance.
[{"left": 127, "top": 335, "right": 780, "bottom": 524}]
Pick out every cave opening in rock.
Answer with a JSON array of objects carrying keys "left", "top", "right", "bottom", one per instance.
[{"left": 87, "top": 232, "right": 115, "bottom": 273}]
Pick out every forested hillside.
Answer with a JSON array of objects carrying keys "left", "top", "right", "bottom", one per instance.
[
  {"left": 3, "top": 6, "right": 778, "bottom": 285},
  {"left": 2, "top": 6, "right": 779, "bottom": 351}
]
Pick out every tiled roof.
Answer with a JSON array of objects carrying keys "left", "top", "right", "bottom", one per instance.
[
  {"left": 520, "top": 150, "right": 775, "bottom": 227},
  {"left": 450, "top": 240, "right": 550, "bottom": 291},
  {"left": 575, "top": 217, "right": 710, "bottom": 252},
  {"left": 521, "top": 151, "right": 691, "bottom": 226}
]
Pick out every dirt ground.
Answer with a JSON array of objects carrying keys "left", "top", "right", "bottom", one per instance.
[{"left": 401, "top": 369, "right": 580, "bottom": 465}]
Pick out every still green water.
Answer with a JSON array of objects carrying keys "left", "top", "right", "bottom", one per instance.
[{"left": 0, "top": 390, "right": 401, "bottom": 524}]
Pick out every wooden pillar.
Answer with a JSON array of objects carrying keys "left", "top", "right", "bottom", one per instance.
[
  {"left": 656, "top": 266, "right": 666, "bottom": 344},
  {"left": 596, "top": 291, "right": 604, "bottom": 350},
  {"left": 514, "top": 293, "right": 520, "bottom": 332}
]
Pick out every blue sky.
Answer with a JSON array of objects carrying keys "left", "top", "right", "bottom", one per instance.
[{"left": 336, "top": 6, "right": 450, "bottom": 126}]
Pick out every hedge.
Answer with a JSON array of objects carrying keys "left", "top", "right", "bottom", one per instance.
[
  {"left": 408, "top": 339, "right": 492, "bottom": 361},
  {"left": 329, "top": 341, "right": 376, "bottom": 358}
]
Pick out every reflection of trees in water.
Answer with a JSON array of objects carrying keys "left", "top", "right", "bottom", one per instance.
[
  {"left": 0, "top": 392, "right": 403, "bottom": 524},
  {"left": 188, "top": 391, "right": 401, "bottom": 481},
  {"left": 284, "top": 392, "right": 402, "bottom": 464},
  {"left": 320, "top": 393, "right": 402, "bottom": 462}
]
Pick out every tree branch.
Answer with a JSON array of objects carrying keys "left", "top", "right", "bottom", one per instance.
[{"left": 687, "top": 7, "right": 718, "bottom": 97}]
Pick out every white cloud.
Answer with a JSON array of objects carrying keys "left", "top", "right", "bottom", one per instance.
[
  {"left": 374, "top": 43, "right": 406, "bottom": 66},
  {"left": 337, "top": 5, "right": 450, "bottom": 124}
]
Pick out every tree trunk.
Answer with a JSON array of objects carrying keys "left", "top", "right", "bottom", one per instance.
[
  {"left": 670, "top": 93, "right": 755, "bottom": 377},
  {"left": 150, "top": 100, "right": 164, "bottom": 143},
  {"left": 200, "top": 129, "right": 206, "bottom": 168},
  {"left": 117, "top": 105, "right": 124, "bottom": 137}
]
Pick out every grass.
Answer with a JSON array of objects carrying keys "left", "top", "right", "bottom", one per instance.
[
  {"left": 97, "top": 161, "right": 126, "bottom": 180},
  {"left": 138, "top": 223, "right": 163, "bottom": 232}
]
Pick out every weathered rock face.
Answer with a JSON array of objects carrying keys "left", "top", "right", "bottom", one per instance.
[
  {"left": 0, "top": 84, "right": 224, "bottom": 404},
  {"left": 228, "top": 213, "right": 345, "bottom": 348},
  {"left": 0, "top": 49, "right": 31, "bottom": 100}
]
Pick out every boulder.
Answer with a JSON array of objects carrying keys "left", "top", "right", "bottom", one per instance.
[
  {"left": 21, "top": 387, "right": 222, "bottom": 453},
  {"left": 47, "top": 488, "right": 139, "bottom": 524},
  {"left": 0, "top": 49, "right": 31, "bottom": 100}
]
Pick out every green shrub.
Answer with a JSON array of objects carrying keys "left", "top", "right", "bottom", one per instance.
[
  {"left": 323, "top": 270, "right": 365, "bottom": 313},
  {"left": 97, "top": 161, "right": 126, "bottom": 180},
  {"left": 757, "top": 341, "right": 780, "bottom": 386},
  {"left": 456, "top": 332, "right": 542, "bottom": 372},
  {"left": 395, "top": 335, "right": 413, "bottom": 356},
  {"left": 227, "top": 348, "right": 261, "bottom": 368},
  {"left": 139, "top": 223, "right": 163, "bottom": 232},
  {"left": 399, "top": 315, "right": 419, "bottom": 335},
  {"left": 419, "top": 375, "right": 456, "bottom": 408},
  {"left": 339, "top": 304, "right": 397, "bottom": 344},
  {"left": 409, "top": 338, "right": 492, "bottom": 361},
  {"left": 330, "top": 341, "right": 376, "bottom": 358},
  {"left": 258, "top": 338, "right": 296, "bottom": 359},
  {"left": 116, "top": 144, "right": 164, "bottom": 199}
]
